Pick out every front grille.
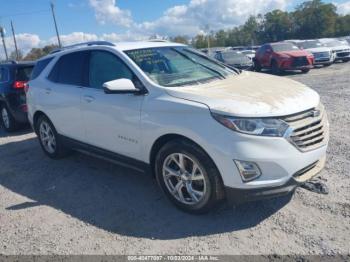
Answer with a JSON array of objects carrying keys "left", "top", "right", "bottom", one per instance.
[
  {"left": 313, "top": 52, "right": 330, "bottom": 58},
  {"left": 292, "top": 56, "right": 309, "bottom": 67},
  {"left": 337, "top": 52, "right": 350, "bottom": 57},
  {"left": 282, "top": 105, "right": 328, "bottom": 152}
]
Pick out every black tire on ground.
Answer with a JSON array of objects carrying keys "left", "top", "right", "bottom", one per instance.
[
  {"left": 155, "top": 138, "right": 225, "bottom": 214},
  {"left": 301, "top": 68, "right": 310, "bottom": 73},
  {"left": 35, "top": 115, "right": 71, "bottom": 159},
  {"left": 0, "top": 104, "right": 19, "bottom": 132},
  {"left": 271, "top": 60, "right": 281, "bottom": 75},
  {"left": 323, "top": 63, "right": 332, "bottom": 67},
  {"left": 342, "top": 58, "right": 350, "bottom": 63},
  {"left": 254, "top": 59, "right": 262, "bottom": 72}
]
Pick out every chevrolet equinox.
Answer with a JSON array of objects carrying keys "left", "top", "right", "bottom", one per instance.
[{"left": 27, "top": 41, "right": 329, "bottom": 213}]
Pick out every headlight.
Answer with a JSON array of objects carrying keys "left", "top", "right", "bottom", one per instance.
[{"left": 212, "top": 113, "right": 290, "bottom": 137}]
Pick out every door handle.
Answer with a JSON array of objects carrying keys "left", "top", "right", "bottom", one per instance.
[
  {"left": 83, "top": 95, "right": 95, "bottom": 103},
  {"left": 45, "top": 88, "right": 52, "bottom": 94}
]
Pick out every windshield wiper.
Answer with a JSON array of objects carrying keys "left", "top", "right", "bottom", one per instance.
[{"left": 172, "top": 48, "right": 226, "bottom": 79}]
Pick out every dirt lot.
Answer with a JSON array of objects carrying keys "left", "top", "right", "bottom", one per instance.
[{"left": 0, "top": 62, "right": 349, "bottom": 255}]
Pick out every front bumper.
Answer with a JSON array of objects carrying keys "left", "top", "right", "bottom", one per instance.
[{"left": 225, "top": 156, "right": 326, "bottom": 205}]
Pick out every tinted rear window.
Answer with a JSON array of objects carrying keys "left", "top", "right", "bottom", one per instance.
[
  {"left": 16, "top": 66, "right": 34, "bottom": 81},
  {"left": 31, "top": 58, "right": 53, "bottom": 80},
  {"left": 48, "top": 51, "right": 88, "bottom": 86},
  {"left": 0, "top": 67, "right": 9, "bottom": 82}
]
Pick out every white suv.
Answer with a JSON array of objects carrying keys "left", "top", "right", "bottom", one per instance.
[{"left": 27, "top": 41, "right": 329, "bottom": 213}]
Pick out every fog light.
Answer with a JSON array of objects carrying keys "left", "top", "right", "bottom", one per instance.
[{"left": 234, "top": 160, "right": 261, "bottom": 182}]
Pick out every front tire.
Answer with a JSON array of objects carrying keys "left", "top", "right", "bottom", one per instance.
[
  {"left": 155, "top": 139, "right": 224, "bottom": 214},
  {"left": 254, "top": 59, "right": 262, "bottom": 72},
  {"left": 36, "top": 115, "right": 70, "bottom": 159},
  {"left": 271, "top": 60, "right": 281, "bottom": 75},
  {"left": 342, "top": 58, "right": 350, "bottom": 63},
  {"left": 1, "top": 105, "right": 18, "bottom": 132},
  {"left": 301, "top": 68, "right": 310, "bottom": 73}
]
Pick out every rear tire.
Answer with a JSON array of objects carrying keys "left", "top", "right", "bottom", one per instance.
[
  {"left": 35, "top": 115, "right": 70, "bottom": 159},
  {"left": 323, "top": 63, "right": 332, "bottom": 67},
  {"left": 301, "top": 68, "right": 310, "bottom": 73},
  {"left": 155, "top": 139, "right": 225, "bottom": 214},
  {"left": 342, "top": 58, "right": 350, "bottom": 63},
  {"left": 1, "top": 105, "right": 19, "bottom": 132}
]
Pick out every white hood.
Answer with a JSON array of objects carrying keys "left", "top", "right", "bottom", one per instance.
[
  {"left": 165, "top": 71, "right": 320, "bottom": 117},
  {"left": 330, "top": 45, "right": 350, "bottom": 52}
]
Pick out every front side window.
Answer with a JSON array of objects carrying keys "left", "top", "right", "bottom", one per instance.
[
  {"left": 48, "top": 51, "right": 88, "bottom": 86},
  {"left": 125, "top": 47, "right": 235, "bottom": 87},
  {"left": 88, "top": 51, "right": 133, "bottom": 89}
]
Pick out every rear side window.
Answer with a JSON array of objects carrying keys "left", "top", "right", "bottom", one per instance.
[
  {"left": 48, "top": 51, "right": 88, "bottom": 86},
  {"left": 31, "top": 58, "right": 53, "bottom": 80},
  {"left": 16, "top": 66, "right": 34, "bottom": 81},
  {"left": 0, "top": 67, "right": 9, "bottom": 82}
]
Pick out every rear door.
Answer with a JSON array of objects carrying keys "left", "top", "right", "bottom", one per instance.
[{"left": 42, "top": 51, "right": 88, "bottom": 140}]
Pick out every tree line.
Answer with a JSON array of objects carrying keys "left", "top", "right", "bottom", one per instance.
[{"left": 171, "top": 0, "right": 350, "bottom": 48}]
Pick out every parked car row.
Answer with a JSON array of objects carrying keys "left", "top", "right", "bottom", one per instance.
[
  {"left": 203, "top": 37, "right": 350, "bottom": 74},
  {"left": 1, "top": 40, "right": 330, "bottom": 214}
]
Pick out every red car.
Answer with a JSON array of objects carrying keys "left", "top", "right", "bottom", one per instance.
[{"left": 254, "top": 42, "right": 314, "bottom": 74}]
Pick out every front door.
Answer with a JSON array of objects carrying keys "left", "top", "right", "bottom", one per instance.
[{"left": 81, "top": 50, "right": 144, "bottom": 160}]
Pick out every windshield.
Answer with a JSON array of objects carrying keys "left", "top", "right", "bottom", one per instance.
[
  {"left": 221, "top": 52, "right": 248, "bottom": 63},
  {"left": 272, "top": 43, "right": 300, "bottom": 52},
  {"left": 298, "top": 41, "right": 323, "bottom": 49},
  {"left": 125, "top": 47, "right": 235, "bottom": 87}
]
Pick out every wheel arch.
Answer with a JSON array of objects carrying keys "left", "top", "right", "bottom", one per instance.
[
  {"left": 149, "top": 134, "right": 222, "bottom": 179},
  {"left": 32, "top": 110, "right": 49, "bottom": 134}
]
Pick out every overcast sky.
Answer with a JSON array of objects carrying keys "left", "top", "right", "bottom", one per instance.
[{"left": 1, "top": 0, "right": 350, "bottom": 58}]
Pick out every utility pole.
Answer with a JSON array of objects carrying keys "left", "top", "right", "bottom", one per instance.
[
  {"left": 11, "top": 21, "right": 19, "bottom": 60},
  {"left": 0, "top": 26, "right": 9, "bottom": 61},
  {"left": 50, "top": 1, "right": 62, "bottom": 48}
]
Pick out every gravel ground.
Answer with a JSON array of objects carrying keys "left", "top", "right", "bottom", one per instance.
[{"left": 0, "top": 62, "right": 349, "bottom": 255}]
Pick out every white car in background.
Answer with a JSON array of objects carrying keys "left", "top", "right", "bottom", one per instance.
[
  {"left": 241, "top": 50, "right": 256, "bottom": 60},
  {"left": 293, "top": 40, "right": 334, "bottom": 66},
  {"left": 318, "top": 38, "right": 350, "bottom": 62},
  {"left": 27, "top": 41, "right": 329, "bottom": 213}
]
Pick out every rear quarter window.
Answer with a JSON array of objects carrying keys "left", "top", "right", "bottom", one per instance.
[{"left": 31, "top": 58, "right": 53, "bottom": 80}]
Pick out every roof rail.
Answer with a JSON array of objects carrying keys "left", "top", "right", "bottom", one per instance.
[{"left": 50, "top": 41, "right": 115, "bottom": 54}]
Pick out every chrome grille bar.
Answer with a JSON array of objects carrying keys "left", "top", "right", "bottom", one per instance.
[{"left": 282, "top": 104, "right": 328, "bottom": 152}]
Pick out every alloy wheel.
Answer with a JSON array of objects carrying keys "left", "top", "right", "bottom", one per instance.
[
  {"left": 162, "top": 153, "right": 207, "bottom": 205},
  {"left": 39, "top": 121, "right": 56, "bottom": 154},
  {"left": 1, "top": 108, "right": 10, "bottom": 129}
]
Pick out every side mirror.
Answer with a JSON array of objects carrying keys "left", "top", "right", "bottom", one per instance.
[{"left": 103, "top": 78, "right": 139, "bottom": 94}]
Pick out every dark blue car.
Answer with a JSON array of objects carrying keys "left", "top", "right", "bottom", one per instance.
[{"left": 0, "top": 61, "right": 34, "bottom": 132}]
